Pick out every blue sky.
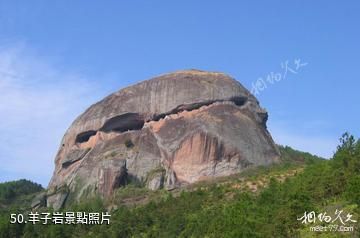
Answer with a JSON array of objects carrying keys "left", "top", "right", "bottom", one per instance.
[{"left": 0, "top": 1, "right": 359, "bottom": 186}]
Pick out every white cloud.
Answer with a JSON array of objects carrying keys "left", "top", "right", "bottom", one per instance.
[{"left": 0, "top": 43, "right": 110, "bottom": 187}]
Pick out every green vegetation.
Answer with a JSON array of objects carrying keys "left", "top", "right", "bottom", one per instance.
[
  {"left": 0, "top": 133, "right": 359, "bottom": 237},
  {"left": 0, "top": 180, "right": 43, "bottom": 238},
  {"left": 278, "top": 144, "right": 324, "bottom": 165},
  {"left": 0, "top": 179, "right": 43, "bottom": 209}
]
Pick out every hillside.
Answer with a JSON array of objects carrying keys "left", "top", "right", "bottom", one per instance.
[
  {"left": 0, "top": 179, "right": 43, "bottom": 212},
  {"left": 1, "top": 135, "right": 358, "bottom": 237}
]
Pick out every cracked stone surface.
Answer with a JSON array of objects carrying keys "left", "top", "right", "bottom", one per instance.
[{"left": 47, "top": 69, "right": 280, "bottom": 208}]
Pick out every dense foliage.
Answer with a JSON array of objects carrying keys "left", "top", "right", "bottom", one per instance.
[
  {"left": 277, "top": 144, "right": 324, "bottom": 164},
  {"left": 0, "top": 133, "right": 359, "bottom": 237},
  {"left": 0, "top": 179, "right": 43, "bottom": 206}
]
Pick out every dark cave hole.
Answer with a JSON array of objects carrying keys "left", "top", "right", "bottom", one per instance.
[
  {"left": 124, "top": 139, "right": 134, "bottom": 148},
  {"left": 230, "top": 96, "right": 247, "bottom": 106},
  {"left": 113, "top": 168, "right": 128, "bottom": 188},
  {"left": 100, "top": 113, "right": 145, "bottom": 133},
  {"left": 75, "top": 130, "right": 97, "bottom": 143},
  {"left": 152, "top": 113, "right": 167, "bottom": 121}
]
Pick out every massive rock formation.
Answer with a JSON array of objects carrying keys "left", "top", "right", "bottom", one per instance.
[{"left": 46, "top": 69, "right": 280, "bottom": 209}]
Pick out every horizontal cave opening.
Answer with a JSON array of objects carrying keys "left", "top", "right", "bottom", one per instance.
[
  {"left": 151, "top": 100, "right": 216, "bottom": 122},
  {"left": 151, "top": 97, "right": 248, "bottom": 122},
  {"left": 62, "top": 148, "right": 91, "bottom": 168},
  {"left": 100, "top": 113, "right": 145, "bottom": 133},
  {"left": 230, "top": 96, "right": 247, "bottom": 106},
  {"left": 75, "top": 130, "right": 97, "bottom": 143},
  {"left": 74, "top": 97, "right": 249, "bottom": 142}
]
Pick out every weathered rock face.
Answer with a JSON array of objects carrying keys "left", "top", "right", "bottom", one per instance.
[{"left": 47, "top": 69, "right": 280, "bottom": 208}]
